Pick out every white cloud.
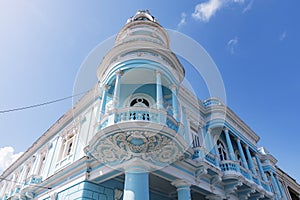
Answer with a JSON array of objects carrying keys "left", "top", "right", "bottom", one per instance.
[
  {"left": 192, "top": 0, "right": 250, "bottom": 22},
  {"left": 243, "top": 0, "right": 254, "bottom": 13},
  {"left": 177, "top": 12, "right": 187, "bottom": 28},
  {"left": 227, "top": 36, "right": 239, "bottom": 54},
  {"left": 280, "top": 31, "right": 287, "bottom": 41},
  {"left": 192, "top": 0, "right": 223, "bottom": 22},
  {"left": 0, "top": 146, "right": 23, "bottom": 174}
]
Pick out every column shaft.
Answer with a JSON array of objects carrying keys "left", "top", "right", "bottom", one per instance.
[
  {"left": 207, "top": 129, "right": 219, "bottom": 166},
  {"left": 156, "top": 71, "right": 164, "bottom": 109},
  {"left": 171, "top": 85, "right": 179, "bottom": 121},
  {"left": 270, "top": 172, "right": 280, "bottom": 198},
  {"left": 275, "top": 175, "right": 286, "bottom": 199},
  {"left": 255, "top": 155, "right": 267, "bottom": 181},
  {"left": 224, "top": 129, "right": 236, "bottom": 160},
  {"left": 245, "top": 145, "right": 256, "bottom": 175},
  {"left": 99, "top": 85, "right": 108, "bottom": 116},
  {"left": 172, "top": 180, "right": 191, "bottom": 200},
  {"left": 123, "top": 171, "right": 149, "bottom": 200},
  {"left": 237, "top": 139, "right": 249, "bottom": 169},
  {"left": 113, "top": 71, "right": 122, "bottom": 108}
]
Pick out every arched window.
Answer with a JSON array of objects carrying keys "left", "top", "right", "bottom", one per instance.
[
  {"left": 235, "top": 150, "right": 243, "bottom": 166},
  {"left": 217, "top": 140, "right": 228, "bottom": 161},
  {"left": 130, "top": 98, "right": 150, "bottom": 107}
]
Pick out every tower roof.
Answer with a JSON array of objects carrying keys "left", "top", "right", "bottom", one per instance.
[{"left": 126, "top": 10, "right": 158, "bottom": 24}]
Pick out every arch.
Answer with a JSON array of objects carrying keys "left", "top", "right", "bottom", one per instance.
[
  {"left": 217, "top": 139, "right": 228, "bottom": 161},
  {"left": 124, "top": 93, "right": 155, "bottom": 108}
]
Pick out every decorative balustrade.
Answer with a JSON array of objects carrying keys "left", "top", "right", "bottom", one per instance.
[
  {"left": 252, "top": 175, "right": 260, "bottom": 186},
  {"left": 239, "top": 166, "right": 251, "bottom": 180},
  {"left": 24, "top": 175, "right": 42, "bottom": 186},
  {"left": 98, "top": 107, "right": 179, "bottom": 132},
  {"left": 261, "top": 180, "right": 270, "bottom": 191},
  {"left": 219, "top": 160, "right": 239, "bottom": 173}
]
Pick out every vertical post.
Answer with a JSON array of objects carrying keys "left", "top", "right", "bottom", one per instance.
[
  {"left": 113, "top": 70, "right": 122, "bottom": 109},
  {"left": 156, "top": 71, "right": 164, "bottom": 110},
  {"left": 98, "top": 84, "right": 109, "bottom": 121},
  {"left": 236, "top": 139, "right": 249, "bottom": 169},
  {"left": 224, "top": 128, "right": 236, "bottom": 161},
  {"left": 275, "top": 175, "right": 285, "bottom": 199},
  {"left": 255, "top": 154, "right": 267, "bottom": 181},
  {"left": 170, "top": 85, "right": 179, "bottom": 121},
  {"left": 207, "top": 128, "right": 219, "bottom": 167},
  {"left": 270, "top": 172, "right": 280, "bottom": 198},
  {"left": 123, "top": 166, "right": 149, "bottom": 200},
  {"left": 171, "top": 180, "right": 191, "bottom": 200},
  {"left": 245, "top": 145, "right": 257, "bottom": 175}
]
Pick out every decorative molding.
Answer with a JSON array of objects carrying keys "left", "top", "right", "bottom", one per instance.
[{"left": 86, "top": 130, "right": 186, "bottom": 166}]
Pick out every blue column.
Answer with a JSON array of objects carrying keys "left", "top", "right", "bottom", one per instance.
[
  {"left": 123, "top": 168, "right": 149, "bottom": 200},
  {"left": 236, "top": 139, "right": 249, "bottom": 169},
  {"left": 275, "top": 175, "right": 285, "bottom": 199},
  {"left": 224, "top": 129, "right": 236, "bottom": 160},
  {"left": 255, "top": 154, "right": 267, "bottom": 181},
  {"left": 245, "top": 145, "right": 257, "bottom": 175},
  {"left": 99, "top": 85, "right": 109, "bottom": 121},
  {"left": 270, "top": 172, "right": 280, "bottom": 198},
  {"left": 207, "top": 128, "right": 219, "bottom": 167},
  {"left": 171, "top": 85, "right": 179, "bottom": 121},
  {"left": 113, "top": 70, "right": 122, "bottom": 108},
  {"left": 156, "top": 71, "right": 164, "bottom": 110},
  {"left": 172, "top": 180, "right": 191, "bottom": 200}
]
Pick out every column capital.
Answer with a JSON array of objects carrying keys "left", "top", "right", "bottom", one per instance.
[
  {"left": 207, "top": 128, "right": 212, "bottom": 133},
  {"left": 223, "top": 127, "right": 229, "bottom": 132},
  {"left": 171, "top": 179, "right": 191, "bottom": 189},
  {"left": 235, "top": 138, "right": 241, "bottom": 143},
  {"left": 102, "top": 84, "right": 110, "bottom": 91},
  {"left": 115, "top": 69, "right": 124, "bottom": 76},
  {"left": 156, "top": 70, "right": 163, "bottom": 75},
  {"left": 169, "top": 84, "right": 178, "bottom": 91}
]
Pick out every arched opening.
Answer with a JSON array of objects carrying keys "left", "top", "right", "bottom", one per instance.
[{"left": 217, "top": 140, "right": 228, "bottom": 161}]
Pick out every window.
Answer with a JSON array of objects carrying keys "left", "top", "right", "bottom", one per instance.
[
  {"left": 130, "top": 98, "right": 149, "bottom": 107},
  {"left": 235, "top": 150, "right": 243, "bottom": 166},
  {"left": 217, "top": 140, "right": 228, "bottom": 161},
  {"left": 58, "top": 133, "right": 76, "bottom": 161},
  {"left": 37, "top": 155, "right": 46, "bottom": 176}
]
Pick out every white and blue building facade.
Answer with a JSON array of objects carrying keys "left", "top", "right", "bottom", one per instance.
[{"left": 1, "top": 10, "right": 299, "bottom": 200}]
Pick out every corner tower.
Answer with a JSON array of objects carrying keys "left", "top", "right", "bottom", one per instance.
[{"left": 86, "top": 10, "right": 189, "bottom": 200}]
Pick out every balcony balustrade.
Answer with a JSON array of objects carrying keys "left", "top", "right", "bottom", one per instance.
[{"left": 98, "top": 107, "right": 179, "bottom": 132}]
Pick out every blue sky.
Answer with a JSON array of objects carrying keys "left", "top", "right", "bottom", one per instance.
[{"left": 0, "top": 1, "right": 299, "bottom": 182}]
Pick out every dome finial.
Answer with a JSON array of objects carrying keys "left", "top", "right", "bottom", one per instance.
[{"left": 126, "top": 10, "right": 158, "bottom": 24}]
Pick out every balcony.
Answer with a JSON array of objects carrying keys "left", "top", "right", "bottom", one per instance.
[
  {"left": 99, "top": 107, "right": 179, "bottom": 132},
  {"left": 87, "top": 106, "right": 189, "bottom": 168}
]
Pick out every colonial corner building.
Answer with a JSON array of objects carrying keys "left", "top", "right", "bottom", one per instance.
[{"left": 1, "top": 10, "right": 299, "bottom": 200}]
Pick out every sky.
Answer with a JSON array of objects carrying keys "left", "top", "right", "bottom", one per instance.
[{"left": 0, "top": 0, "right": 299, "bottom": 182}]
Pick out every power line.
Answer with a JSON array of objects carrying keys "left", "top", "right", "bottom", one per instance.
[{"left": 0, "top": 91, "right": 88, "bottom": 114}]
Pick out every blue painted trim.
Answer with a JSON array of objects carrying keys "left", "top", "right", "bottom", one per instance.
[
  {"left": 206, "top": 119, "right": 258, "bottom": 152},
  {"left": 102, "top": 59, "right": 179, "bottom": 86}
]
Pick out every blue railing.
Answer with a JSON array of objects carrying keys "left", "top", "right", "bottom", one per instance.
[
  {"left": 205, "top": 153, "right": 217, "bottom": 166},
  {"left": 220, "top": 160, "right": 239, "bottom": 172},
  {"left": 240, "top": 167, "right": 251, "bottom": 180},
  {"left": 99, "top": 107, "right": 179, "bottom": 132}
]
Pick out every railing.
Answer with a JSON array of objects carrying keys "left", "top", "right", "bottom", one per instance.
[
  {"left": 219, "top": 160, "right": 239, "bottom": 173},
  {"left": 261, "top": 180, "right": 270, "bottom": 191},
  {"left": 98, "top": 107, "right": 179, "bottom": 132},
  {"left": 252, "top": 175, "right": 260, "bottom": 186},
  {"left": 240, "top": 166, "right": 251, "bottom": 180},
  {"left": 24, "top": 175, "right": 42, "bottom": 186}
]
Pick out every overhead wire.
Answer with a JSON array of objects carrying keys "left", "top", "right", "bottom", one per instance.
[{"left": 0, "top": 91, "right": 88, "bottom": 114}]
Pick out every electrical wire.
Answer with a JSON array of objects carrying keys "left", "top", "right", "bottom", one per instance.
[{"left": 0, "top": 91, "right": 88, "bottom": 114}]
